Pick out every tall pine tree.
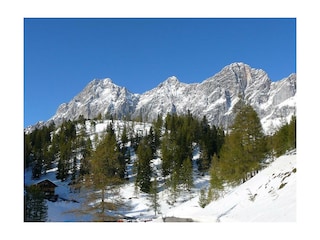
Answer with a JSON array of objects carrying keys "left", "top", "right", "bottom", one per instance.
[
  {"left": 215, "top": 104, "right": 267, "bottom": 186},
  {"left": 82, "top": 123, "right": 123, "bottom": 221},
  {"left": 148, "top": 178, "right": 161, "bottom": 216},
  {"left": 135, "top": 137, "right": 153, "bottom": 193},
  {"left": 181, "top": 157, "right": 193, "bottom": 191}
]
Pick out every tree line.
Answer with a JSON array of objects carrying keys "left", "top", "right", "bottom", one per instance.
[{"left": 24, "top": 105, "right": 296, "bottom": 220}]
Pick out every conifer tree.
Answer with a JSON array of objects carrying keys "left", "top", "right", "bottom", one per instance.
[
  {"left": 24, "top": 133, "right": 33, "bottom": 168},
  {"left": 32, "top": 157, "right": 43, "bottom": 179},
  {"left": 270, "top": 115, "right": 296, "bottom": 157},
  {"left": 56, "top": 141, "right": 72, "bottom": 181},
  {"left": 81, "top": 123, "right": 123, "bottom": 221},
  {"left": 135, "top": 137, "right": 153, "bottom": 193},
  {"left": 43, "top": 143, "right": 55, "bottom": 173},
  {"left": 53, "top": 120, "right": 78, "bottom": 181},
  {"left": 71, "top": 156, "right": 77, "bottom": 183},
  {"left": 147, "top": 127, "right": 157, "bottom": 157},
  {"left": 217, "top": 104, "right": 267, "bottom": 185},
  {"left": 209, "top": 154, "right": 224, "bottom": 199},
  {"left": 94, "top": 123, "right": 122, "bottom": 179},
  {"left": 181, "top": 157, "right": 193, "bottom": 191},
  {"left": 25, "top": 124, "right": 55, "bottom": 178},
  {"left": 197, "top": 116, "right": 224, "bottom": 172},
  {"left": 167, "top": 170, "right": 180, "bottom": 204},
  {"left": 161, "top": 130, "right": 174, "bottom": 177},
  {"left": 148, "top": 178, "right": 160, "bottom": 216},
  {"left": 153, "top": 114, "right": 163, "bottom": 150},
  {"left": 79, "top": 138, "right": 92, "bottom": 177},
  {"left": 121, "top": 123, "right": 128, "bottom": 145},
  {"left": 24, "top": 185, "right": 48, "bottom": 222},
  {"left": 287, "top": 115, "right": 296, "bottom": 150}
]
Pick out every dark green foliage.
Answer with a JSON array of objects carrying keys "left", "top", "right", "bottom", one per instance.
[
  {"left": 135, "top": 137, "right": 153, "bottom": 193},
  {"left": 32, "top": 158, "right": 43, "bottom": 179},
  {"left": 56, "top": 140, "right": 72, "bottom": 181},
  {"left": 211, "top": 104, "right": 267, "bottom": 188},
  {"left": 153, "top": 114, "right": 163, "bottom": 150},
  {"left": 166, "top": 170, "right": 180, "bottom": 204},
  {"left": 24, "top": 133, "right": 33, "bottom": 168},
  {"left": 121, "top": 124, "right": 128, "bottom": 144},
  {"left": 198, "top": 116, "right": 225, "bottom": 172},
  {"left": 71, "top": 156, "right": 78, "bottom": 182},
  {"left": 52, "top": 120, "right": 78, "bottom": 181},
  {"left": 209, "top": 154, "right": 224, "bottom": 198},
  {"left": 130, "top": 131, "right": 142, "bottom": 152},
  {"left": 198, "top": 116, "right": 211, "bottom": 171},
  {"left": 278, "top": 182, "right": 287, "bottom": 190},
  {"left": 161, "top": 113, "right": 196, "bottom": 176},
  {"left": 147, "top": 127, "right": 157, "bottom": 157},
  {"left": 81, "top": 123, "right": 124, "bottom": 220},
  {"left": 24, "top": 185, "right": 48, "bottom": 222},
  {"left": 269, "top": 115, "right": 296, "bottom": 157},
  {"left": 159, "top": 112, "right": 225, "bottom": 202},
  {"left": 181, "top": 157, "right": 193, "bottom": 190},
  {"left": 79, "top": 137, "right": 93, "bottom": 178},
  {"left": 91, "top": 123, "right": 123, "bottom": 180},
  {"left": 208, "top": 106, "right": 296, "bottom": 205},
  {"left": 24, "top": 123, "right": 55, "bottom": 177},
  {"left": 160, "top": 112, "right": 224, "bottom": 186},
  {"left": 160, "top": 130, "right": 175, "bottom": 177}
]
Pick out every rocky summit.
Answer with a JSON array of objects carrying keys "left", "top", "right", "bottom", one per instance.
[{"left": 41, "top": 62, "right": 296, "bottom": 134}]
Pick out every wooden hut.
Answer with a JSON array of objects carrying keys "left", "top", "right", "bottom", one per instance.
[{"left": 35, "top": 179, "right": 58, "bottom": 200}]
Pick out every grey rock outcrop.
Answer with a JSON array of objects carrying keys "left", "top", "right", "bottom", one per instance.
[
  {"left": 41, "top": 62, "right": 295, "bottom": 134},
  {"left": 50, "top": 78, "right": 139, "bottom": 126}
]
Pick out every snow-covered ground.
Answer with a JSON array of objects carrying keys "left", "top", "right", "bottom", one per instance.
[
  {"left": 24, "top": 148, "right": 296, "bottom": 223},
  {"left": 156, "top": 151, "right": 296, "bottom": 222},
  {"left": 21, "top": 118, "right": 309, "bottom": 240},
  {"left": 20, "top": 148, "right": 302, "bottom": 240},
  {"left": 18, "top": 123, "right": 320, "bottom": 240}
]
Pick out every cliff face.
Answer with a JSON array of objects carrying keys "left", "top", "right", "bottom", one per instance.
[{"left": 46, "top": 62, "right": 296, "bottom": 134}]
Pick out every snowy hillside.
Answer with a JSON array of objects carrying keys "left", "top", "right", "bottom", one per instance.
[
  {"left": 155, "top": 150, "right": 296, "bottom": 222},
  {"left": 24, "top": 116, "right": 296, "bottom": 222},
  {"left": 24, "top": 151, "right": 296, "bottom": 222}
]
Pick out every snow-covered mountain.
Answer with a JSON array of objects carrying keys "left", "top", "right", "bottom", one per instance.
[
  {"left": 50, "top": 78, "right": 140, "bottom": 126},
  {"left": 41, "top": 62, "right": 296, "bottom": 134}
]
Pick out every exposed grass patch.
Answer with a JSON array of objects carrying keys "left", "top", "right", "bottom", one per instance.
[{"left": 278, "top": 182, "right": 287, "bottom": 189}]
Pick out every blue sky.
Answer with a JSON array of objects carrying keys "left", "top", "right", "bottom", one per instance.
[{"left": 24, "top": 18, "right": 296, "bottom": 127}]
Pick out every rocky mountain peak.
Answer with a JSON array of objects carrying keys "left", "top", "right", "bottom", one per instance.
[
  {"left": 165, "top": 76, "right": 179, "bottom": 83},
  {"left": 102, "top": 78, "right": 113, "bottom": 84},
  {"left": 157, "top": 76, "right": 181, "bottom": 88},
  {"left": 37, "top": 62, "right": 295, "bottom": 134}
]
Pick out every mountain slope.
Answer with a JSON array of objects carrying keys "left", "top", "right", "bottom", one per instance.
[
  {"left": 157, "top": 150, "right": 296, "bottom": 222},
  {"left": 24, "top": 119, "right": 296, "bottom": 223},
  {"left": 36, "top": 62, "right": 295, "bottom": 134}
]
